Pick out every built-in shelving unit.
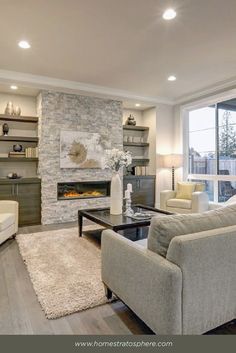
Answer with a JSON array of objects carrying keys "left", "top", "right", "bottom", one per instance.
[
  {"left": 123, "top": 124, "right": 150, "bottom": 175},
  {"left": 123, "top": 142, "right": 149, "bottom": 147},
  {"left": 0, "top": 136, "right": 38, "bottom": 142},
  {"left": 0, "top": 114, "right": 38, "bottom": 123},
  {"left": 0, "top": 157, "right": 38, "bottom": 162},
  {"left": 123, "top": 125, "right": 149, "bottom": 131},
  {"left": 0, "top": 114, "right": 39, "bottom": 171}
]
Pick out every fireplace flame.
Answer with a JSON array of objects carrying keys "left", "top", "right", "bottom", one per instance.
[{"left": 63, "top": 190, "right": 104, "bottom": 198}]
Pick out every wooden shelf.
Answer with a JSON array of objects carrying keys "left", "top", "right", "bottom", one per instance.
[
  {"left": 0, "top": 157, "right": 38, "bottom": 162},
  {"left": 123, "top": 142, "right": 149, "bottom": 147},
  {"left": 0, "top": 114, "right": 38, "bottom": 123},
  {"left": 132, "top": 158, "right": 150, "bottom": 163},
  {"left": 123, "top": 125, "right": 149, "bottom": 131},
  {"left": 0, "top": 136, "right": 38, "bottom": 142}
]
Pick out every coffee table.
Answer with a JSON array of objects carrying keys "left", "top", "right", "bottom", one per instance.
[{"left": 78, "top": 204, "right": 173, "bottom": 238}]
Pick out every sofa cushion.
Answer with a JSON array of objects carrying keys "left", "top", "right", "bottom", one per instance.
[
  {"left": 176, "top": 182, "right": 195, "bottom": 200},
  {"left": 147, "top": 203, "right": 236, "bottom": 257},
  {"left": 167, "top": 198, "right": 192, "bottom": 209},
  {"left": 0, "top": 213, "right": 15, "bottom": 231},
  {"left": 224, "top": 195, "right": 236, "bottom": 205}
]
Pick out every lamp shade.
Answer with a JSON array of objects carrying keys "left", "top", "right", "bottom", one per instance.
[{"left": 162, "top": 154, "right": 183, "bottom": 168}]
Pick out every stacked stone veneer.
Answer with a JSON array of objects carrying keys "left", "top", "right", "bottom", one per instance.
[{"left": 37, "top": 91, "right": 123, "bottom": 224}]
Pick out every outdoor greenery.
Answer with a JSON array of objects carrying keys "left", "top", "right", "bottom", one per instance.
[{"left": 219, "top": 111, "right": 236, "bottom": 158}]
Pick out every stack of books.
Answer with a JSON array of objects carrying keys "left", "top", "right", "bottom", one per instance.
[
  {"left": 0, "top": 153, "right": 8, "bottom": 158},
  {"left": 135, "top": 166, "right": 148, "bottom": 176},
  {"left": 25, "top": 147, "right": 38, "bottom": 158},
  {"left": 9, "top": 152, "right": 26, "bottom": 158}
]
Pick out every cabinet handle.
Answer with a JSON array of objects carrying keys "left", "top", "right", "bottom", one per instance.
[{"left": 12, "top": 185, "right": 14, "bottom": 195}]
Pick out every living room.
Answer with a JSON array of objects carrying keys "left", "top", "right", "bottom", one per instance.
[{"left": 0, "top": 1, "right": 235, "bottom": 351}]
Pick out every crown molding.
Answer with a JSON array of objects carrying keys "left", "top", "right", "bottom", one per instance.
[
  {"left": 174, "top": 77, "right": 236, "bottom": 105},
  {"left": 0, "top": 69, "right": 174, "bottom": 106}
]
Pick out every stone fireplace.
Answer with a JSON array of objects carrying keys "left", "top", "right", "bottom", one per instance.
[
  {"left": 37, "top": 90, "right": 123, "bottom": 225},
  {"left": 57, "top": 181, "right": 110, "bottom": 200}
]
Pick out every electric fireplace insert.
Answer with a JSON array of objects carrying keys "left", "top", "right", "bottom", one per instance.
[{"left": 57, "top": 181, "right": 110, "bottom": 200}]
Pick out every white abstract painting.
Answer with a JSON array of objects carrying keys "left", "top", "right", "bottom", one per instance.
[{"left": 60, "top": 131, "right": 105, "bottom": 169}]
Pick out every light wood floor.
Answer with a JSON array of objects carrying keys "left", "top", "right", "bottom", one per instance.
[{"left": 0, "top": 222, "right": 235, "bottom": 335}]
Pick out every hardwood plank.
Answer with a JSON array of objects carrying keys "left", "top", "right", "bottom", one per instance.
[
  {"left": 0, "top": 242, "right": 13, "bottom": 334},
  {"left": 1, "top": 241, "right": 34, "bottom": 334}
]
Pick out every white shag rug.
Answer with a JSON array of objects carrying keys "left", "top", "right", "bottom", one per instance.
[{"left": 16, "top": 225, "right": 109, "bottom": 319}]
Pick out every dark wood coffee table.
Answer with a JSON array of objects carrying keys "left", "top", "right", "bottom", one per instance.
[{"left": 78, "top": 204, "right": 173, "bottom": 237}]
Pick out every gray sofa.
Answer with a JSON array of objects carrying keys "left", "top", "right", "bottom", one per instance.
[{"left": 101, "top": 205, "right": 236, "bottom": 334}]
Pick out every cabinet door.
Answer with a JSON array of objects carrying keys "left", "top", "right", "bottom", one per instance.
[
  {"left": 124, "top": 177, "right": 138, "bottom": 192},
  {"left": 139, "top": 178, "right": 155, "bottom": 206},
  {"left": 0, "top": 184, "right": 15, "bottom": 201},
  {"left": 16, "top": 183, "right": 41, "bottom": 226}
]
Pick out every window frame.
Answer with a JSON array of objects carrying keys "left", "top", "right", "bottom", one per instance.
[{"left": 182, "top": 90, "right": 236, "bottom": 203}]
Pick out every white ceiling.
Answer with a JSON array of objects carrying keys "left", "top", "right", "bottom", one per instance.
[{"left": 0, "top": 0, "right": 236, "bottom": 103}]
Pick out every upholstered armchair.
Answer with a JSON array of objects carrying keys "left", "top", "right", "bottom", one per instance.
[
  {"left": 0, "top": 200, "right": 19, "bottom": 245},
  {"left": 160, "top": 182, "right": 209, "bottom": 214}
]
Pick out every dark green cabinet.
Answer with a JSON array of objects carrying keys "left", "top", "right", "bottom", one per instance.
[
  {"left": 0, "top": 178, "right": 41, "bottom": 226},
  {"left": 123, "top": 175, "right": 156, "bottom": 207}
]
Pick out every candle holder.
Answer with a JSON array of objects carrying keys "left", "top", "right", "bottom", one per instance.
[{"left": 124, "top": 189, "right": 134, "bottom": 217}]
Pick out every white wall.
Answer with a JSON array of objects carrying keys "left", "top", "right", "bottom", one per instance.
[
  {"left": 0, "top": 93, "right": 37, "bottom": 116},
  {"left": 155, "top": 103, "right": 175, "bottom": 206},
  {"left": 142, "top": 107, "right": 157, "bottom": 175}
]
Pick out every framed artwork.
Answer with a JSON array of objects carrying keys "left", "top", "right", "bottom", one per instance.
[{"left": 60, "top": 131, "right": 105, "bottom": 168}]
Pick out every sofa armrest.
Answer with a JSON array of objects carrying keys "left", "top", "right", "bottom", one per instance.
[
  {"left": 0, "top": 201, "right": 19, "bottom": 233},
  {"left": 167, "top": 225, "right": 236, "bottom": 334},
  {"left": 191, "top": 191, "right": 209, "bottom": 213},
  {"left": 208, "top": 201, "right": 223, "bottom": 210},
  {"left": 160, "top": 190, "right": 177, "bottom": 210},
  {"left": 101, "top": 229, "right": 182, "bottom": 334}
]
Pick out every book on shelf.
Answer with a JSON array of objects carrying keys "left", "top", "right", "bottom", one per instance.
[
  {"left": 25, "top": 147, "right": 38, "bottom": 158},
  {"left": 134, "top": 166, "right": 147, "bottom": 176},
  {"left": 9, "top": 152, "right": 26, "bottom": 158},
  {"left": 0, "top": 153, "right": 8, "bottom": 158}
]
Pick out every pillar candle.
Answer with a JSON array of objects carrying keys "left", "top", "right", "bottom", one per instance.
[{"left": 127, "top": 183, "right": 133, "bottom": 192}]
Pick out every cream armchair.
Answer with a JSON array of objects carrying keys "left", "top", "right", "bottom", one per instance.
[
  {"left": 160, "top": 182, "right": 209, "bottom": 214},
  {"left": 0, "top": 201, "right": 19, "bottom": 245}
]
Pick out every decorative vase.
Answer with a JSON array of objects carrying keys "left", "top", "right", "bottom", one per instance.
[
  {"left": 13, "top": 144, "right": 23, "bottom": 152},
  {"left": 5, "top": 101, "right": 14, "bottom": 115},
  {"left": 3, "top": 123, "right": 9, "bottom": 136},
  {"left": 110, "top": 172, "right": 123, "bottom": 215},
  {"left": 13, "top": 106, "right": 21, "bottom": 116}
]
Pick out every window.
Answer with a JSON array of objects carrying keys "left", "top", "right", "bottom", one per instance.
[{"left": 187, "top": 99, "right": 236, "bottom": 202}]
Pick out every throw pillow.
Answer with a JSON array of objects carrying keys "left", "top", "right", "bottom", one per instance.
[
  {"left": 195, "top": 183, "right": 205, "bottom": 192},
  {"left": 147, "top": 203, "right": 236, "bottom": 257},
  {"left": 176, "top": 182, "right": 195, "bottom": 200}
]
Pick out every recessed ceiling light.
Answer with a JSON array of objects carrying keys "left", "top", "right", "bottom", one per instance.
[
  {"left": 18, "top": 40, "right": 31, "bottom": 49},
  {"left": 168, "top": 75, "right": 177, "bottom": 81},
  {"left": 10, "top": 85, "right": 18, "bottom": 90},
  {"left": 135, "top": 103, "right": 141, "bottom": 107},
  {"left": 163, "top": 8, "right": 177, "bottom": 20}
]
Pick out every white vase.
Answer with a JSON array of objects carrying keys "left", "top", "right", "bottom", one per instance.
[{"left": 110, "top": 172, "right": 122, "bottom": 215}]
